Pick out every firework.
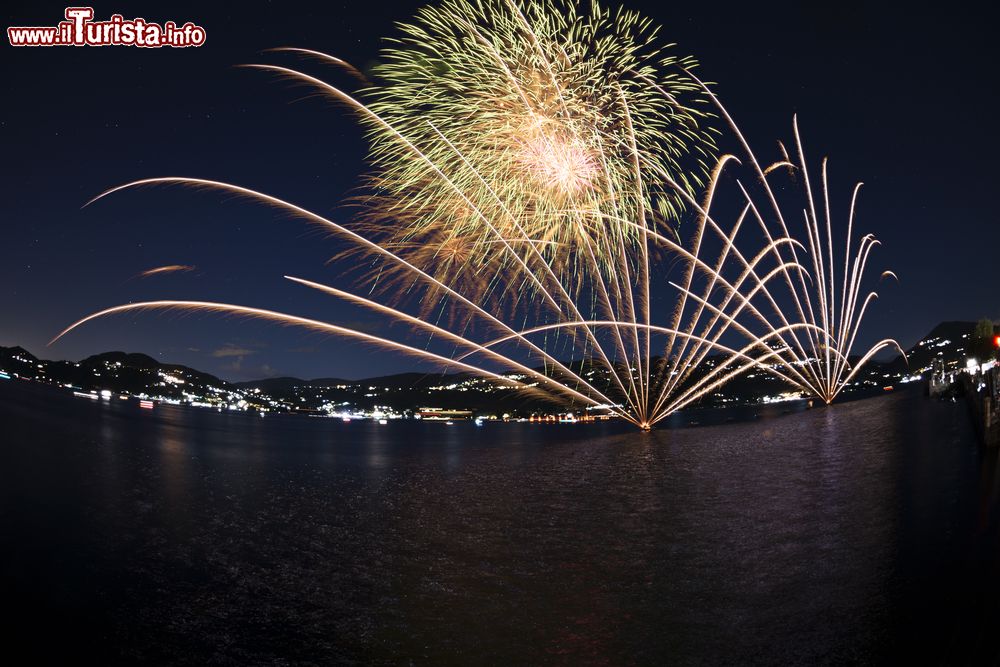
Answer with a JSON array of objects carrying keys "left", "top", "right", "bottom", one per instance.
[
  {"left": 52, "top": 0, "right": 897, "bottom": 428},
  {"left": 342, "top": 0, "right": 718, "bottom": 299},
  {"left": 665, "top": 70, "right": 905, "bottom": 406}
]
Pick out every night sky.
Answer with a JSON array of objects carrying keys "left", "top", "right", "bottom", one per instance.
[{"left": 3, "top": 1, "right": 996, "bottom": 381}]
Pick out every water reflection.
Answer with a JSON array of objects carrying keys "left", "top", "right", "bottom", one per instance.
[
  {"left": 155, "top": 418, "right": 190, "bottom": 509},
  {"left": 1, "top": 382, "right": 998, "bottom": 664}
]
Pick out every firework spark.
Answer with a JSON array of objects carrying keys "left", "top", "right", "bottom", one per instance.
[{"left": 132, "top": 264, "right": 196, "bottom": 280}]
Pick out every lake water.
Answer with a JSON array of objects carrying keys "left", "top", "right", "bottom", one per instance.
[{"left": 1, "top": 380, "right": 998, "bottom": 664}]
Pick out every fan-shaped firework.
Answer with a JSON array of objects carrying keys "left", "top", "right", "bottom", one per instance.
[
  {"left": 52, "top": 0, "right": 898, "bottom": 428},
  {"left": 676, "top": 72, "right": 905, "bottom": 405}
]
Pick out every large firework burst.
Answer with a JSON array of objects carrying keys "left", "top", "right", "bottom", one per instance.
[{"left": 341, "top": 0, "right": 719, "bottom": 312}]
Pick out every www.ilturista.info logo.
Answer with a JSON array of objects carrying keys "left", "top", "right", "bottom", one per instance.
[{"left": 8, "top": 7, "right": 206, "bottom": 48}]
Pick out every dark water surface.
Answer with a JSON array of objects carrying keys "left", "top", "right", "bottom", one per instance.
[{"left": 2, "top": 380, "right": 999, "bottom": 665}]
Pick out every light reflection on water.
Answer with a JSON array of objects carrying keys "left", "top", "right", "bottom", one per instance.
[{"left": 1, "top": 381, "right": 998, "bottom": 664}]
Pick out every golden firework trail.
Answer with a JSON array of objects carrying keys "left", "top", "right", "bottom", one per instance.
[
  {"left": 52, "top": 0, "right": 899, "bottom": 427},
  {"left": 131, "top": 264, "right": 196, "bottom": 280}
]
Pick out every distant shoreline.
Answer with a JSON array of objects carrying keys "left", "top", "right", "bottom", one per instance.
[{"left": 0, "top": 369, "right": 911, "bottom": 432}]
